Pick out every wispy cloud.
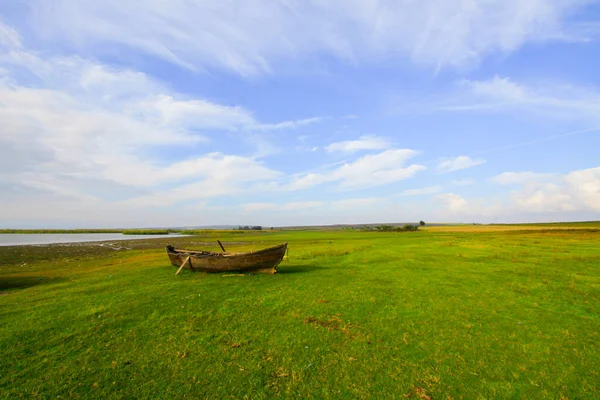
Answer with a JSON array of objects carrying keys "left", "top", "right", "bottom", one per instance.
[
  {"left": 252, "top": 117, "right": 325, "bottom": 131},
  {"left": 401, "top": 186, "right": 443, "bottom": 196},
  {"left": 18, "top": 1, "right": 592, "bottom": 75},
  {"left": 287, "top": 149, "right": 425, "bottom": 190},
  {"left": 437, "top": 76, "right": 600, "bottom": 123},
  {"left": 325, "top": 135, "right": 391, "bottom": 153},
  {"left": 469, "top": 127, "right": 600, "bottom": 156},
  {"left": 490, "top": 172, "right": 555, "bottom": 185},
  {"left": 437, "top": 156, "right": 486, "bottom": 173}
]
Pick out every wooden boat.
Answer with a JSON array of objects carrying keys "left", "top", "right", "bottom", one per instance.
[{"left": 166, "top": 242, "right": 288, "bottom": 274}]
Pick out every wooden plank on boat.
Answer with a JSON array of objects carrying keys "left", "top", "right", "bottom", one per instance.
[{"left": 176, "top": 256, "right": 190, "bottom": 275}]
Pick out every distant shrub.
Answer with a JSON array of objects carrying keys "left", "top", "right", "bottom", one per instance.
[
  {"left": 401, "top": 224, "right": 419, "bottom": 232},
  {"left": 361, "top": 225, "right": 419, "bottom": 232}
]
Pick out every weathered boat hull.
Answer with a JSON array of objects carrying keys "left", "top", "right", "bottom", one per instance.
[{"left": 166, "top": 243, "right": 287, "bottom": 274}]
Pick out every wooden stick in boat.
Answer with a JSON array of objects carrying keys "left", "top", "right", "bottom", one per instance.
[
  {"left": 176, "top": 256, "right": 191, "bottom": 275},
  {"left": 217, "top": 240, "right": 226, "bottom": 252}
]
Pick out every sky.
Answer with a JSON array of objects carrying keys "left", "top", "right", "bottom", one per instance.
[{"left": 1, "top": 0, "right": 599, "bottom": 228}]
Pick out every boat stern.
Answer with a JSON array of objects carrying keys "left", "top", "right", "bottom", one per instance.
[{"left": 165, "top": 245, "right": 182, "bottom": 267}]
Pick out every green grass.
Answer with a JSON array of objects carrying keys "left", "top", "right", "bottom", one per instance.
[
  {"left": 180, "top": 229, "right": 248, "bottom": 235},
  {"left": 1, "top": 229, "right": 599, "bottom": 398}
]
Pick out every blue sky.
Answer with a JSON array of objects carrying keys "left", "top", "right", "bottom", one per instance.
[{"left": 1, "top": 1, "right": 599, "bottom": 228}]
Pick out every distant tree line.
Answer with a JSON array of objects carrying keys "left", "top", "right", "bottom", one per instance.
[
  {"left": 354, "top": 224, "right": 420, "bottom": 232},
  {"left": 376, "top": 224, "right": 419, "bottom": 232},
  {"left": 236, "top": 226, "right": 263, "bottom": 230}
]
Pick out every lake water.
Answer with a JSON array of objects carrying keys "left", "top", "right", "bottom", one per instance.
[{"left": 0, "top": 233, "right": 186, "bottom": 246}]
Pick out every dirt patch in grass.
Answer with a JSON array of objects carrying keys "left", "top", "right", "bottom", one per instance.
[{"left": 304, "top": 314, "right": 357, "bottom": 337}]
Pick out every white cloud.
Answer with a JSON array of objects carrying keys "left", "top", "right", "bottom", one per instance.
[
  {"left": 511, "top": 166, "right": 600, "bottom": 212},
  {"left": 565, "top": 167, "right": 600, "bottom": 210},
  {"left": 434, "top": 192, "right": 505, "bottom": 219},
  {"left": 433, "top": 166, "right": 600, "bottom": 219},
  {"left": 18, "top": 1, "right": 592, "bottom": 75},
  {"left": 0, "top": 21, "right": 22, "bottom": 48},
  {"left": 435, "top": 193, "right": 471, "bottom": 213},
  {"left": 141, "top": 153, "right": 280, "bottom": 187},
  {"left": 401, "top": 186, "right": 443, "bottom": 196},
  {"left": 0, "top": 73, "right": 291, "bottom": 201},
  {"left": 287, "top": 149, "right": 425, "bottom": 190},
  {"left": 511, "top": 183, "right": 577, "bottom": 212},
  {"left": 439, "top": 76, "right": 600, "bottom": 122},
  {"left": 325, "top": 135, "right": 391, "bottom": 153},
  {"left": 253, "top": 117, "right": 325, "bottom": 131},
  {"left": 334, "top": 150, "right": 425, "bottom": 189},
  {"left": 437, "top": 156, "right": 486, "bottom": 173},
  {"left": 286, "top": 173, "right": 333, "bottom": 191},
  {"left": 491, "top": 171, "right": 555, "bottom": 185}
]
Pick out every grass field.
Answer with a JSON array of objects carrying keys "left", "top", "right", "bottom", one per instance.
[{"left": 1, "top": 226, "right": 599, "bottom": 398}]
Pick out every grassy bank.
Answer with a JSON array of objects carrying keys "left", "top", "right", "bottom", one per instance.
[
  {"left": 1, "top": 228, "right": 599, "bottom": 398},
  {"left": 121, "top": 229, "right": 172, "bottom": 235}
]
